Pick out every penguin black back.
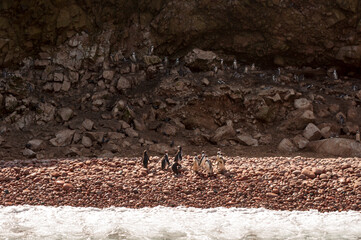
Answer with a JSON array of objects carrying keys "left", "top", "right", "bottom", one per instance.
[
  {"left": 172, "top": 161, "right": 181, "bottom": 175},
  {"left": 174, "top": 146, "right": 182, "bottom": 162},
  {"left": 161, "top": 151, "right": 170, "bottom": 170},
  {"left": 143, "top": 150, "right": 149, "bottom": 169}
]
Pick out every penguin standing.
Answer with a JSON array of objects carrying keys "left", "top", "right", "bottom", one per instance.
[
  {"left": 199, "top": 151, "right": 206, "bottom": 169},
  {"left": 148, "top": 45, "right": 154, "bottom": 56},
  {"left": 204, "top": 159, "right": 213, "bottom": 176},
  {"left": 172, "top": 160, "right": 182, "bottom": 175},
  {"left": 192, "top": 155, "right": 200, "bottom": 172},
  {"left": 174, "top": 146, "right": 182, "bottom": 162},
  {"left": 333, "top": 69, "right": 338, "bottom": 80},
  {"left": 233, "top": 59, "right": 238, "bottom": 70},
  {"left": 216, "top": 151, "right": 226, "bottom": 173},
  {"left": 161, "top": 151, "right": 170, "bottom": 170},
  {"left": 130, "top": 52, "right": 137, "bottom": 63},
  {"left": 143, "top": 150, "right": 149, "bottom": 169}
]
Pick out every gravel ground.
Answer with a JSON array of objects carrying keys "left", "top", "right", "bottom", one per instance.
[{"left": 1, "top": 155, "right": 361, "bottom": 212}]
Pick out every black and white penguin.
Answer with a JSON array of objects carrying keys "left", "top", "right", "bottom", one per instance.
[
  {"left": 174, "top": 146, "right": 182, "bottom": 162},
  {"left": 148, "top": 45, "right": 154, "bottom": 56},
  {"left": 130, "top": 52, "right": 137, "bottom": 63},
  {"left": 172, "top": 160, "right": 181, "bottom": 175},
  {"left": 161, "top": 151, "right": 170, "bottom": 170},
  {"left": 216, "top": 150, "right": 226, "bottom": 173},
  {"left": 204, "top": 159, "right": 213, "bottom": 176},
  {"left": 175, "top": 58, "right": 180, "bottom": 67},
  {"left": 233, "top": 59, "right": 238, "bottom": 70},
  {"left": 192, "top": 155, "right": 200, "bottom": 172},
  {"left": 333, "top": 69, "right": 338, "bottom": 80},
  {"left": 199, "top": 151, "right": 206, "bottom": 168},
  {"left": 143, "top": 150, "right": 149, "bottom": 169},
  {"left": 251, "top": 63, "right": 256, "bottom": 71}
]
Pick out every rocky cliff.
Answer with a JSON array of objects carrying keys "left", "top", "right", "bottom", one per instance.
[{"left": 1, "top": 0, "right": 361, "bottom": 71}]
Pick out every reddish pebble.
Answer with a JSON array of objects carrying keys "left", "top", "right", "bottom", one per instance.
[{"left": 63, "top": 183, "right": 74, "bottom": 191}]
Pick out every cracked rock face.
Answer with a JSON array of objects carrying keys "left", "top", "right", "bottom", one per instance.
[{"left": 1, "top": 0, "right": 361, "bottom": 70}]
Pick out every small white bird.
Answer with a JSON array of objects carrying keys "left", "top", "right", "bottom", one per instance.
[
  {"left": 233, "top": 59, "right": 238, "bottom": 70},
  {"left": 333, "top": 69, "right": 338, "bottom": 80}
]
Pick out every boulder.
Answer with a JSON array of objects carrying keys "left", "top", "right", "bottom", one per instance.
[
  {"left": 301, "top": 168, "right": 316, "bottom": 179},
  {"left": 22, "top": 148, "right": 36, "bottom": 158},
  {"left": 85, "top": 132, "right": 105, "bottom": 143},
  {"left": 294, "top": 98, "right": 312, "bottom": 110},
  {"left": 184, "top": 48, "right": 217, "bottom": 71},
  {"left": 102, "top": 70, "right": 115, "bottom": 80},
  {"left": 4, "top": 95, "right": 18, "bottom": 112},
  {"left": 303, "top": 123, "right": 322, "bottom": 141},
  {"left": 211, "top": 121, "right": 236, "bottom": 143},
  {"left": 50, "top": 129, "right": 75, "bottom": 147},
  {"left": 143, "top": 55, "right": 161, "bottom": 65},
  {"left": 307, "top": 138, "right": 361, "bottom": 157},
  {"left": 237, "top": 134, "right": 259, "bottom": 146},
  {"left": 117, "top": 76, "right": 131, "bottom": 90},
  {"left": 278, "top": 138, "right": 298, "bottom": 152},
  {"left": 82, "top": 119, "right": 94, "bottom": 131},
  {"left": 26, "top": 139, "right": 45, "bottom": 151},
  {"left": 133, "top": 119, "right": 146, "bottom": 131},
  {"left": 124, "top": 128, "right": 139, "bottom": 138},
  {"left": 81, "top": 136, "right": 93, "bottom": 148},
  {"left": 159, "top": 123, "right": 177, "bottom": 136},
  {"left": 57, "top": 107, "right": 74, "bottom": 122},
  {"left": 282, "top": 110, "right": 315, "bottom": 130},
  {"left": 292, "top": 135, "right": 309, "bottom": 149}
]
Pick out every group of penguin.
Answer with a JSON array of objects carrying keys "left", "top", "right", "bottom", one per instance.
[{"left": 142, "top": 146, "right": 226, "bottom": 176}]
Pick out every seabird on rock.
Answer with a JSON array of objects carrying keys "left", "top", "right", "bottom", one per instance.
[
  {"left": 175, "top": 58, "right": 180, "bottom": 67},
  {"left": 161, "top": 151, "right": 170, "bottom": 170},
  {"left": 277, "top": 67, "right": 281, "bottom": 76},
  {"left": 216, "top": 149, "right": 226, "bottom": 173},
  {"left": 251, "top": 63, "right": 255, "bottom": 71},
  {"left": 272, "top": 75, "right": 278, "bottom": 83},
  {"left": 143, "top": 150, "right": 149, "bottom": 169},
  {"left": 204, "top": 158, "right": 213, "bottom": 176},
  {"left": 192, "top": 155, "right": 200, "bottom": 172},
  {"left": 233, "top": 59, "right": 238, "bottom": 70},
  {"left": 339, "top": 115, "right": 345, "bottom": 126},
  {"left": 171, "top": 160, "right": 181, "bottom": 175},
  {"left": 199, "top": 151, "right": 206, "bottom": 168},
  {"left": 214, "top": 66, "right": 218, "bottom": 74},
  {"left": 174, "top": 145, "right": 182, "bottom": 162},
  {"left": 333, "top": 69, "right": 338, "bottom": 80},
  {"left": 220, "top": 59, "right": 224, "bottom": 70},
  {"left": 130, "top": 52, "right": 137, "bottom": 63},
  {"left": 244, "top": 66, "right": 248, "bottom": 74},
  {"left": 148, "top": 45, "right": 154, "bottom": 56}
]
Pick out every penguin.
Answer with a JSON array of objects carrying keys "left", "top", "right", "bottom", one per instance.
[
  {"left": 272, "top": 75, "right": 278, "bottom": 83},
  {"left": 164, "top": 56, "right": 169, "bottom": 67},
  {"left": 175, "top": 58, "right": 180, "bottom": 67},
  {"left": 277, "top": 67, "right": 281, "bottom": 76},
  {"left": 199, "top": 151, "right": 206, "bottom": 168},
  {"left": 148, "top": 45, "right": 154, "bottom": 56},
  {"left": 251, "top": 63, "right": 255, "bottom": 71},
  {"left": 130, "top": 52, "right": 137, "bottom": 63},
  {"left": 171, "top": 161, "right": 181, "bottom": 175},
  {"left": 244, "top": 66, "right": 248, "bottom": 74},
  {"left": 233, "top": 59, "right": 238, "bottom": 70},
  {"left": 161, "top": 151, "right": 170, "bottom": 170},
  {"left": 204, "top": 159, "right": 213, "bottom": 176},
  {"left": 216, "top": 151, "right": 226, "bottom": 173},
  {"left": 333, "top": 69, "right": 338, "bottom": 80},
  {"left": 356, "top": 130, "right": 360, "bottom": 142},
  {"left": 220, "top": 59, "right": 224, "bottom": 70},
  {"left": 214, "top": 66, "right": 218, "bottom": 74},
  {"left": 192, "top": 155, "right": 200, "bottom": 172},
  {"left": 174, "top": 146, "right": 182, "bottom": 162},
  {"left": 143, "top": 150, "right": 149, "bottom": 169}
]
